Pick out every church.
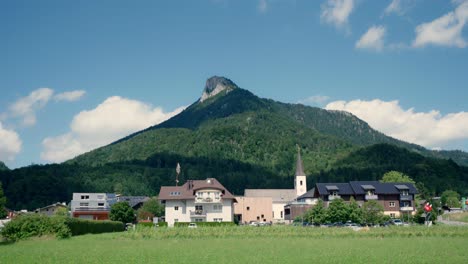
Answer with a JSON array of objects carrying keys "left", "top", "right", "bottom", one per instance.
[{"left": 233, "top": 148, "right": 311, "bottom": 224}]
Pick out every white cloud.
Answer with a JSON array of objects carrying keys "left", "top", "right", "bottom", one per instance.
[
  {"left": 258, "top": 0, "right": 268, "bottom": 13},
  {"left": 325, "top": 99, "right": 468, "bottom": 149},
  {"left": 356, "top": 25, "right": 386, "bottom": 51},
  {"left": 298, "top": 95, "right": 330, "bottom": 106},
  {"left": 384, "top": 0, "right": 402, "bottom": 15},
  {"left": 9, "top": 88, "right": 54, "bottom": 126},
  {"left": 54, "top": 90, "right": 86, "bottom": 102},
  {"left": 0, "top": 121, "right": 22, "bottom": 162},
  {"left": 413, "top": 1, "right": 468, "bottom": 48},
  {"left": 321, "top": 0, "right": 355, "bottom": 28},
  {"left": 41, "top": 96, "right": 185, "bottom": 163}
]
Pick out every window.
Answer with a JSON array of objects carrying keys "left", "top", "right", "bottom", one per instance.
[
  {"left": 272, "top": 211, "right": 274, "bottom": 218},
  {"left": 80, "top": 195, "right": 89, "bottom": 200},
  {"left": 98, "top": 203, "right": 104, "bottom": 207},
  {"left": 389, "top": 202, "right": 396, "bottom": 207},
  {"left": 367, "top": 190, "right": 374, "bottom": 196},
  {"left": 195, "top": 205, "right": 203, "bottom": 211},
  {"left": 197, "top": 192, "right": 203, "bottom": 197},
  {"left": 97, "top": 195, "right": 104, "bottom": 200},
  {"left": 280, "top": 211, "right": 283, "bottom": 218},
  {"left": 330, "top": 191, "right": 338, "bottom": 196},
  {"left": 390, "top": 213, "right": 396, "bottom": 218},
  {"left": 300, "top": 180, "right": 303, "bottom": 186},
  {"left": 402, "top": 201, "right": 410, "bottom": 207},
  {"left": 401, "top": 190, "right": 409, "bottom": 196},
  {"left": 215, "top": 192, "right": 220, "bottom": 199},
  {"left": 213, "top": 218, "right": 223, "bottom": 222},
  {"left": 195, "top": 218, "right": 204, "bottom": 222},
  {"left": 79, "top": 203, "right": 89, "bottom": 207},
  {"left": 246, "top": 206, "right": 250, "bottom": 211},
  {"left": 261, "top": 214, "right": 264, "bottom": 218},
  {"left": 175, "top": 206, "right": 179, "bottom": 211},
  {"left": 170, "top": 192, "right": 181, "bottom": 196},
  {"left": 213, "top": 205, "right": 222, "bottom": 211}
]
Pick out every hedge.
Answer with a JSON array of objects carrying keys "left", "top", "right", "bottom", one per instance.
[
  {"left": 174, "top": 222, "right": 236, "bottom": 227},
  {"left": 0, "top": 214, "right": 71, "bottom": 241},
  {"left": 137, "top": 222, "right": 168, "bottom": 228},
  {"left": 65, "top": 218, "right": 125, "bottom": 236}
]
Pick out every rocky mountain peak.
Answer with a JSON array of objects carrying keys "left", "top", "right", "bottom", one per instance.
[{"left": 200, "top": 76, "right": 238, "bottom": 102}]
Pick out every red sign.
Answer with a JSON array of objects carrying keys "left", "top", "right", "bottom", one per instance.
[{"left": 424, "top": 203, "right": 433, "bottom": 212}]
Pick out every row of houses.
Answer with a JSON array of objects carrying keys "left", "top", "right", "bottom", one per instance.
[
  {"left": 15, "top": 150, "right": 418, "bottom": 226},
  {"left": 158, "top": 150, "right": 418, "bottom": 227}
]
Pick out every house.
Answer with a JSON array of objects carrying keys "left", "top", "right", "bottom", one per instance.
[
  {"left": 158, "top": 178, "right": 237, "bottom": 227},
  {"left": 35, "top": 202, "right": 67, "bottom": 216},
  {"left": 70, "top": 193, "right": 117, "bottom": 220},
  {"left": 235, "top": 148, "right": 307, "bottom": 224},
  {"left": 284, "top": 188, "right": 317, "bottom": 222},
  {"left": 313, "top": 181, "right": 418, "bottom": 218}
]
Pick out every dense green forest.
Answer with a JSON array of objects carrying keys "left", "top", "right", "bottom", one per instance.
[
  {"left": 0, "top": 161, "right": 9, "bottom": 171},
  {"left": 1, "top": 77, "right": 468, "bottom": 210}
]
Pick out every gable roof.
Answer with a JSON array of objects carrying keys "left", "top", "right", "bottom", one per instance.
[
  {"left": 158, "top": 178, "right": 235, "bottom": 201},
  {"left": 244, "top": 189, "right": 297, "bottom": 203}
]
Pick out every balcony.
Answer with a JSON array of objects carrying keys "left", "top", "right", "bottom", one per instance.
[
  {"left": 195, "top": 197, "right": 222, "bottom": 204},
  {"left": 365, "top": 194, "right": 378, "bottom": 200},
  {"left": 328, "top": 195, "right": 341, "bottom": 201},
  {"left": 74, "top": 207, "right": 110, "bottom": 212},
  {"left": 190, "top": 210, "right": 207, "bottom": 217},
  {"left": 400, "top": 195, "right": 412, "bottom": 201},
  {"left": 400, "top": 206, "right": 414, "bottom": 211}
]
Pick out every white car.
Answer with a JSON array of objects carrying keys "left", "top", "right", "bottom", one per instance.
[
  {"left": 188, "top": 223, "right": 198, "bottom": 228},
  {"left": 392, "top": 219, "right": 403, "bottom": 226}
]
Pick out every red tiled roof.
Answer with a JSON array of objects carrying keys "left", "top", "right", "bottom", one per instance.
[{"left": 158, "top": 178, "right": 235, "bottom": 201}]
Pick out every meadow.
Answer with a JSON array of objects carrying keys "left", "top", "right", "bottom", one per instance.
[{"left": 1, "top": 225, "right": 468, "bottom": 263}]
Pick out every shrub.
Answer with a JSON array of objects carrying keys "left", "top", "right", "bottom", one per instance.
[
  {"left": 156, "top": 222, "right": 168, "bottom": 227},
  {"left": 0, "top": 214, "right": 71, "bottom": 241},
  {"left": 65, "top": 218, "right": 124, "bottom": 236}
]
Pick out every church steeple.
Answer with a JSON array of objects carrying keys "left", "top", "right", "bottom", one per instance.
[{"left": 294, "top": 145, "right": 307, "bottom": 197}]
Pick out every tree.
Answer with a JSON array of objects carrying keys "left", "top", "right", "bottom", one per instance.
[
  {"left": 110, "top": 202, "right": 135, "bottom": 223},
  {"left": 362, "top": 200, "right": 384, "bottom": 225},
  {"left": 326, "top": 198, "right": 348, "bottom": 223},
  {"left": 441, "top": 190, "right": 461, "bottom": 208},
  {"left": 380, "top": 171, "right": 415, "bottom": 184},
  {"left": 139, "top": 198, "right": 164, "bottom": 217},
  {"left": 304, "top": 199, "right": 327, "bottom": 225},
  {"left": 347, "top": 197, "right": 363, "bottom": 224},
  {"left": 0, "top": 182, "right": 7, "bottom": 219}
]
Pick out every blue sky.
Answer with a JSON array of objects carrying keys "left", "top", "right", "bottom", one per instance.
[{"left": 1, "top": 0, "right": 468, "bottom": 168}]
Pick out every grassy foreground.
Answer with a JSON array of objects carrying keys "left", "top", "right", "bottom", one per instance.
[{"left": 1, "top": 225, "right": 468, "bottom": 263}]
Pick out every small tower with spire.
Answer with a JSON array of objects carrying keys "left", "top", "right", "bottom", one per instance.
[{"left": 294, "top": 145, "right": 307, "bottom": 197}]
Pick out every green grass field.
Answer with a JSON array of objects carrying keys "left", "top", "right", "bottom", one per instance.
[
  {"left": 442, "top": 212, "right": 468, "bottom": 223},
  {"left": 1, "top": 226, "right": 468, "bottom": 263}
]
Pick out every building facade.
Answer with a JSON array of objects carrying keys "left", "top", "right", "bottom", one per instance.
[
  {"left": 234, "top": 196, "right": 273, "bottom": 224},
  {"left": 35, "top": 202, "right": 67, "bottom": 217},
  {"left": 71, "top": 193, "right": 117, "bottom": 220},
  {"left": 159, "top": 178, "right": 237, "bottom": 227},
  {"left": 313, "top": 181, "right": 418, "bottom": 218}
]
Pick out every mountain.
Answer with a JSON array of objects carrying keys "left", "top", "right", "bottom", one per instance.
[
  {"left": 1, "top": 76, "right": 468, "bottom": 210},
  {"left": 0, "top": 161, "right": 8, "bottom": 171}
]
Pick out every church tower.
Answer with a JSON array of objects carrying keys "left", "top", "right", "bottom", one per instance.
[{"left": 294, "top": 146, "right": 307, "bottom": 197}]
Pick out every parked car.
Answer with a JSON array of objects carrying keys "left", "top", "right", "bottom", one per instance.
[
  {"left": 249, "top": 221, "right": 259, "bottom": 227},
  {"left": 392, "top": 219, "right": 403, "bottom": 226},
  {"left": 188, "top": 223, "right": 198, "bottom": 228}
]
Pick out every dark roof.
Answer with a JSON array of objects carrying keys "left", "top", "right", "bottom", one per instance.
[
  {"left": 316, "top": 181, "right": 418, "bottom": 197},
  {"left": 158, "top": 178, "right": 236, "bottom": 201},
  {"left": 295, "top": 149, "right": 306, "bottom": 176},
  {"left": 297, "top": 188, "right": 315, "bottom": 199},
  {"left": 349, "top": 181, "right": 417, "bottom": 195},
  {"left": 316, "top": 183, "right": 355, "bottom": 195},
  {"left": 117, "top": 196, "right": 150, "bottom": 208}
]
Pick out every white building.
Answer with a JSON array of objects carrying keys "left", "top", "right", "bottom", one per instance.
[
  {"left": 70, "top": 193, "right": 117, "bottom": 220},
  {"left": 158, "top": 178, "right": 237, "bottom": 227}
]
